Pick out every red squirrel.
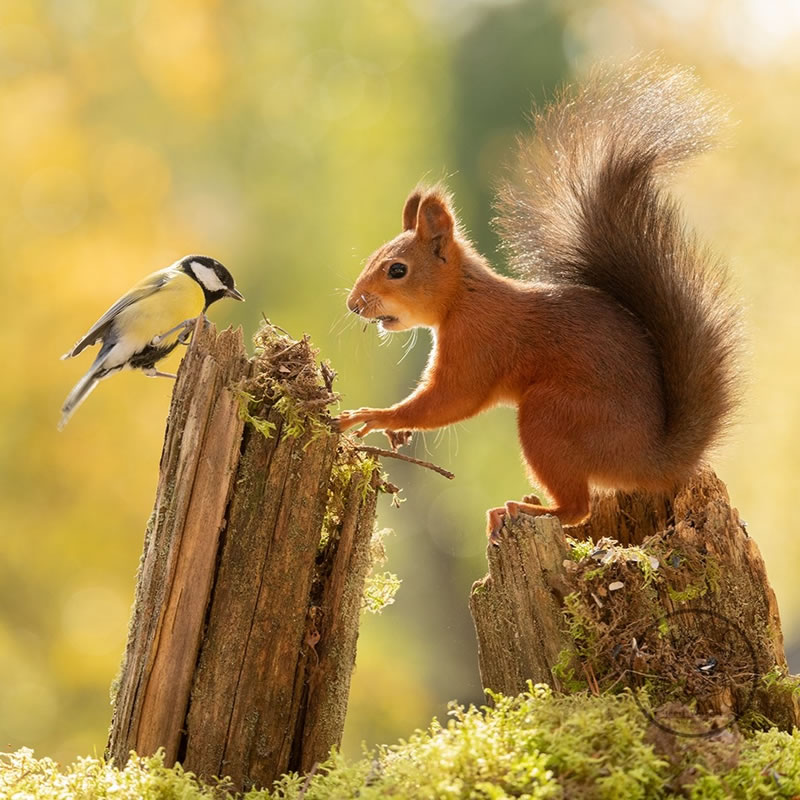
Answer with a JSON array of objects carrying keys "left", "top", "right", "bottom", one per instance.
[{"left": 337, "top": 60, "right": 742, "bottom": 542}]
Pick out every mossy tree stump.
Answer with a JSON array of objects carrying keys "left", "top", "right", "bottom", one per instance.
[
  {"left": 107, "top": 319, "right": 383, "bottom": 792},
  {"left": 470, "top": 470, "right": 800, "bottom": 736}
]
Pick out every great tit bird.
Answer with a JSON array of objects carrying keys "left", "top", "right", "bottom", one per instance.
[{"left": 59, "top": 254, "right": 244, "bottom": 430}]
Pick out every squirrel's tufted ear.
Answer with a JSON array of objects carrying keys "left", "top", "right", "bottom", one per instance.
[
  {"left": 402, "top": 191, "right": 422, "bottom": 231},
  {"left": 416, "top": 193, "right": 454, "bottom": 258}
]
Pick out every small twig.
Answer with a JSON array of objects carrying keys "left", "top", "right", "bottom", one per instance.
[
  {"left": 354, "top": 445, "right": 455, "bottom": 480},
  {"left": 261, "top": 313, "right": 291, "bottom": 338},
  {"left": 582, "top": 660, "right": 601, "bottom": 696},
  {"left": 320, "top": 360, "right": 337, "bottom": 393},
  {"left": 301, "top": 395, "right": 340, "bottom": 409},
  {"left": 271, "top": 340, "right": 305, "bottom": 360},
  {"left": 298, "top": 762, "right": 320, "bottom": 798}
]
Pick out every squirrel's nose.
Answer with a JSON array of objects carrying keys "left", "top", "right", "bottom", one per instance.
[{"left": 347, "top": 293, "right": 364, "bottom": 315}]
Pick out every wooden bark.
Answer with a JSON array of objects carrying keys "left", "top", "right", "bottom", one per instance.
[
  {"left": 470, "top": 469, "right": 800, "bottom": 734},
  {"left": 470, "top": 516, "right": 574, "bottom": 693},
  {"left": 107, "top": 320, "right": 380, "bottom": 791}
]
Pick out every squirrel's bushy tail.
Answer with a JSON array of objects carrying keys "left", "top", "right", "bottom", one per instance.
[{"left": 496, "top": 57, "right": 742, "bottom": 479}]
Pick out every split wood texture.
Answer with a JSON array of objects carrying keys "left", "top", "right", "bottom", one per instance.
[
  {"left": 107, "top": 319, "right": 381, "bottom": 792},
  {"left": 470, "top": 469, "right": 800, "bottom": 734}
]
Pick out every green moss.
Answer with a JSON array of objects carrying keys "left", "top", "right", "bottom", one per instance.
[
  {"left": 0, "top": 749, "right": 231, "bottom": 799},
  {"left": 735, "top": 709, "right": 776, "bottom": 736},
  {"left": 238, "top": 321, "right": 339, "bottom": 444},
  {"left": 578, "top": 542, "right": 660, "bottom": 585},
  {"left": 761, "top": 666, "right": 800, "bottom": 698},
  {"left": 263, "top": 684, "right": 667, "bottom": 799},
  {"left": 316, "top": 452, "right": 398, "bottom": 614},
  {"left": 551, "top": 647, "right": 587, "bottom": 693},
  {"left": 8, "top": 689, "right": 800, "bottom": 799},
  {"left": 562, "top": 591, "right": 599, "bottom": 652},
  {"left": 667, "top": 580, "right": 708, "bottom": 604},
  {"left": 703, "top": 556, "right": 722, "bottom": 596},
  {"left": 556, "top": 534, "right": 741, "bottom": 707},
  {"left": 361, "top": 528, "right": 401, "bottom": 614},
  {"left": 566, "top": 536, "right": 596, "bottom": 562},
  {"left": 626, "top": 546, "right": 661, "bottom": 586},
  {"left": 271, "top": 393, "right": 331, "bottom": 445},
  {"left": 687, "top": 730, "right": 800, "bottom": 799},
  {"left": 320, "top": 455, "right": 379, "bottom": 550},
  {"left": 237, "top": 389, "right": 277, "bottom": 439},
  {"left": 238, "top": 385, "right": 331, "bottom": 444}
]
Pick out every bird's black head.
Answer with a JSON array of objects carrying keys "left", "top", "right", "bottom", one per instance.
[{"left": 178, "top": 255, "right": 245, "bottom": 310}]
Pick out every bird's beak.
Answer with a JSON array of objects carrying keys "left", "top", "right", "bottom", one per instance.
[{"left": 226, "top": 287, "right": 245, "bottom": 302}]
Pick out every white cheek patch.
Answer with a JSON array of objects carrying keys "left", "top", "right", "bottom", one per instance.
[{"left": 190, "top": 261, "right": 226, "bottom": 292}]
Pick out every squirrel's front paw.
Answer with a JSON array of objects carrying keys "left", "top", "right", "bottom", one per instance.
[{"left": 385, "top": 429, "right": 413, "bottom": 451}]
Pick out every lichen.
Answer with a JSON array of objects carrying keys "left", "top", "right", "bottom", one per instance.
[
  {"left": 361, "top": 529, "right": 401, "bottom": 614},
  {"left": 361, "top": 571, "right": 402, "bottom": 614}
]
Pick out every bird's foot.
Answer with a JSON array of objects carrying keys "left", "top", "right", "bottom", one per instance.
[
  {"left": 151, "top": 318, "right": 196, "bottom": 347},
  {"left": 143, "top": 367, "right": 177, "bottom": 379}
]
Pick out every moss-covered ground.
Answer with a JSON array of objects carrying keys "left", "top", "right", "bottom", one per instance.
[{"left": 3, "top": 685, "right": 799, "bottom": 799}]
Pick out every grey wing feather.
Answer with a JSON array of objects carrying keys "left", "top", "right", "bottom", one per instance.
[{"left": 62, "top": 272, "right": 171, "bottom": 359}]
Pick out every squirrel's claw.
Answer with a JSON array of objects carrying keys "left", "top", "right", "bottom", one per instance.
[
  {"left": 338, "top": 415, "right": 413, "bottom": 449},
  {"left": 339, "top": 408, "right": 399, "bottom": 441},
  {"left": 385, "top": 429, "right": 413, "bottom": 451},
  {"left": 336, "top": 407, "right": 375, "bottom": 432},
  {"left": 487, "top": 499, "right": 543, "bottom": 545},
  {"left": 505, "top": 501, "right": 520, "bottom": 520},
  {"left": 486, "top": 506, "right": 507, "bottom": 546}
]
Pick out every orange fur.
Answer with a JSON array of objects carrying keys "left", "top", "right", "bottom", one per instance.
[{"left": 339, "top": 62, "right": 741, "bottom": 540}]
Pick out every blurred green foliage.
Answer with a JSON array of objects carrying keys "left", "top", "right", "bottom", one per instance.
[{"left": 1, "top": 0, "right": 800, "bottom": 766}]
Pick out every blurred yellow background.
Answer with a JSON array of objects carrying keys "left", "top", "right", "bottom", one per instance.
[{"left": 2, "top": 0, "right": 799, "bottom": 764}]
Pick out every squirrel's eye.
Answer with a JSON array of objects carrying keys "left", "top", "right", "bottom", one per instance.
[{"left": 388, "top": 263, "right": 407, "bottom": 279}]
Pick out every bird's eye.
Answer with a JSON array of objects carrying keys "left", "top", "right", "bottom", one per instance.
[{"left": 388, "top": 263, "right": 407, "bottom": 279}]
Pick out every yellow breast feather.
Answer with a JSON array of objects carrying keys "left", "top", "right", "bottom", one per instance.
[{"left": 116, "top": 272, "right": 205, "bottom": 350}]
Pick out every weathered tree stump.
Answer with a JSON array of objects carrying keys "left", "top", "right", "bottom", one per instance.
[
  {"left": 470, "top": 470, "right": 800, "bottom": 735},
  {"left": 107, "top": 319, "right": 383, "bottom": 791}
]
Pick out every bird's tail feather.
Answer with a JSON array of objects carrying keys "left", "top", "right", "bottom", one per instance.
[{"left": 59, "top": 369, "right": 102, "bottom": 430}]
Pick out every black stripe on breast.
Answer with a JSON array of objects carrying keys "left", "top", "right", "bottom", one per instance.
[{"left": 129, "top": 341, "right": 180, "bottom": 370}]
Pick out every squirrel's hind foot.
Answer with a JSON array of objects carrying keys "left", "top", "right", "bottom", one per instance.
[{"left": 487, "top": 498, "right": 588, "bottom": 545}]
